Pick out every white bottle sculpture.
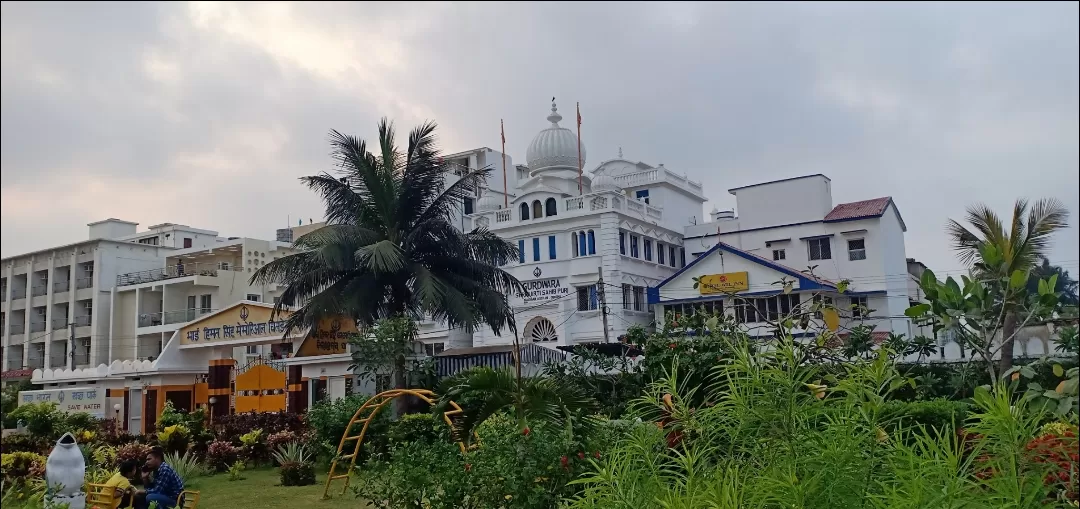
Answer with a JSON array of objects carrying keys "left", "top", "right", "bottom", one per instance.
[{"left": 45, "top": 432, "right": 86, "bottom": 509}]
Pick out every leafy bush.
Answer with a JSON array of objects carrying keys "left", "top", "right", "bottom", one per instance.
[
  {"left": 0, "top": 433, "right": 48, "bottom": 455},
  {"left": 213, "top": 412, "right": 304, "bottom": 443},
  {"left": 386, "top": 413, "right": 450, "bottom": 449},
  {"left": 6, "top": 403, "right": 66, "bottom": 438},
  {"left": 157, "top": 424, "right": 190, "bottom": 455},
  {"left": 273, "top": 442, "right": 315, "bottom": 487},
  {"left": 226, "top": 460, "right": 246, "bottom": 482},
  {"left": 266, "top": 430, "right": 299, "bottom": 453},
  {"left": 116, "top": 442, "right": 151, "bottom": 466},
  {"left": 880, "top": 399, "right": 973, "bottom": 433},
  {"left": 1, "top": 452, "right": 47, "bottom": 485},
  {"left": 206, "top": 441, "right": 239, "bottom": 473},
  {"left": 279, "top": 461, "right": 316, "bottom": 487},
  {"left": 239, "top": 428, "right": 267, "bottom": 466},
  {"left": 91, "top": 444, "right": 119, "bottom": 471},
  {"left": 307, "top": 395, "right": 390, "bottom": 462}
]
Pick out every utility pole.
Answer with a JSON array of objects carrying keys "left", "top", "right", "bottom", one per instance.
[{"left": 597, "top": 266, "right": 611, "bottom": 343}]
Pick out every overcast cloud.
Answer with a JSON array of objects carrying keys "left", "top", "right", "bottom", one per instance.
[{"left": 2, "top": 1, "right": 1077, "bottom": 276}]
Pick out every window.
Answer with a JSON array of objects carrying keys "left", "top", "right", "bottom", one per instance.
[
  {"left": 532, "top": 238, "right": 541, "bottom": 262},
  {"left": 199, "top": 294, "right": 211, "bottom": 312},
  {"left": 772, "top": 249, "right": 786, "bottom": 261},
  {"left": 375, "top": 374, "right": 392, "bottom": 394},
  {"left": 545, "top": 198, "right": 557, "bottom": 217},
  {"left": 219, "top": 261, "right": 230, "bottom": 270},
  {"left": 571, "top": 233, "right": 579, "bottom": 257},
  {"left": 622, "top": 284, "right": 632, "bottom": 310},
  {"left": 848, "top": 239, "right": 866, "bottom": 261},
  {"left": 137, "top": 237, "right": 159, "bottom": 245},
  {"left": 463, "top": 197, "right": 474, "bottom": 215},
  {"left": 668, "top": 300, "right": 722, "bottom": 319},
  {"left": 808, "top": 238, "right": 832, "bottom": 260},
  {"left": 518, "top": 239, "right": 526, "bottom": 263},
  {"left": 548, "top": 236, "right": 557, "bottom": 260},
  {"left": 519, "top": 203, "right": 530, "bottom": 220},
  {"left": 273, "top": 296, "right": 281, "bottom": 305},
  {"left": 850, "top": 296, "right": 869, "bottom": 318},
  {"left": 680, "top": 248, "right": 686, "bottom": 267},
  {"left": 183, "top": 237, "right": 193, "bottom": 248},
  {"left": 632, "top": 286, "right": 646, "bottom": 312},
  {"left": 577, "top": 285, "right": 598, "bottom": 311},
  {"left": 658, "top": 243, "right": 666, "bottom": 265},
  {"left": 643, "top": 239, "right": 653, "bottom": 261},
  {"left": 578, "top": 231, "right": 588, "bottom": 257},
  {"left": 670, "top": 246, "right": 676, "bottom": 267},
  {"left": 812, "top": 295, "right": 834, "bottom": 319},
  {"left": 246, "top": 345, "right": 260, "bottom": 355},
  {"left": 587, "top": 230, "right": 596, "bottom": 255},
  {"left": 619, "top": 232, "right": 626, "bottom": 255},
  {"left": 733, "top": 294, "right": 802, "bottom": 323},
  {"left": 635, "top": 189, "right": 650, "bottom": 204},
  {"left": 630, "top": 235, "right": 640, "bottom": 258},
  {"left": 246, "top": 294, "right": 261, "bottom": 302},
  {"left": 424, "top": 342, "right": 445, "bottom": 356},
  {"left": 187, "top": 295, "right": 197, "bottom": 311},
  {"left": 532, "top": 200, "right": 543, "bottom": 219}
]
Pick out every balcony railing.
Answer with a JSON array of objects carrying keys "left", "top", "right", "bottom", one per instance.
[
  {"left": 27, "top": 356, "right": 45, "bottom": 369},
  {"left": 116, "top": 262, "right": 240, "bottom": 287},
  {"left": 51, "top": 317, "right": 68, "bottom": 329},
  {"left": 76, "top": 276, "right": 93, "bottom": 290},
  {"left": 31, "top": 284, "right": 48, "bottom": 297},
  {"left": 10, "top": 323, "right": 25, "bottom": 334},
  {"left": 138, "top": 308, "right": 218, "bottom": 327},
  {"left": 11, "top": 287, "right": 26, "bottom": 299},
  {"left": 74, "top": 315, "right": 92, "bottom": 327},
  {"left": 30, "top": 321, "right": 46, "bottom": 333},
  {"left": 53, "top": 280, "right": 70, "bottom": 293},
  {"left": 73, "top": 352, "right": 90, "bottom": 367}
]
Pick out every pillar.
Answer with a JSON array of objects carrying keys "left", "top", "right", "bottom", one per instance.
[{"left": 207, "top": 358, "right": 234, "bottom": 419}]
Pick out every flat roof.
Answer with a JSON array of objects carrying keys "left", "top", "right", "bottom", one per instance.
[
  {"left": 727, "top": 174, "right": 831, "bottom": 194},
  {"left": 86, "top": 218, "right": 139, "bottom": 226}
]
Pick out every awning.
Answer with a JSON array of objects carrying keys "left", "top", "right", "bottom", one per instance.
[{"left": 435, "top": 343, "right": 566, "bottom": 377}]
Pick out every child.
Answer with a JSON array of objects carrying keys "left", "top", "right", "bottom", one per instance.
[{"left": 104, "top": 460, "right": 138, "bottom": 509}]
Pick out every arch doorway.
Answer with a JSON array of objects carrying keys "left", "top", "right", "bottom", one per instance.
[{"left": 524, "top": 316, "right": 558, "bottom": 343}]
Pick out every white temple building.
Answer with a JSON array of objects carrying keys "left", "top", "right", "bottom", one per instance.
[{"left": 457, "top": 101, "right": 708, "bottom": 355}]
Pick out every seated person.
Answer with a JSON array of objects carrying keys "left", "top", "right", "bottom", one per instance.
[
  {"left": 136, "top": 447, "right": 184, "bottom": 509},
  {"left": 104, "top": 460, "right": 138, "bottom": 509}
]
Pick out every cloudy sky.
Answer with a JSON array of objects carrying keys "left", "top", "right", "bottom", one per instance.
[{"left": 2, "top": 1, "right": 1077, "bottom": 276}]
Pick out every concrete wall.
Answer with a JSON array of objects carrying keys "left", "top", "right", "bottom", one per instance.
[{"left": 730, "top": 175, "right": 833, "bottom": 231}]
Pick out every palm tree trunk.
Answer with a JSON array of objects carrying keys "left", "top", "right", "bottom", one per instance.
[{"left": 997, "top": 311, "right": 1018, "bottom": 375}]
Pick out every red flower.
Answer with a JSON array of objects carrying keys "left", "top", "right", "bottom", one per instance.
[
  {"left": 560, "top": 456, "right": 569, "bottom": 470},
  {"left": 465, "top": 463, "right": 472, "bottom": 471},
  {"left": 578, "top": 451, "right": 586, "bottom": 460},
  {"left": 668, "top": 343, "right": 677, "bottom": 349},
  {"left": 522, "top": 426, "right": 531, "bottom": 436},
  {"left": 594, "top": 451, "right": 601, "bottom": 459}
]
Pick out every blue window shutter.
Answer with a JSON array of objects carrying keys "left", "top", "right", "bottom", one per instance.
[
  {"left": 518, "top": 239, "right": 525, "bottom": 263},
  {"left": 578, "top": 232, "right": 587, "bottom": 257},
  {"left": 619, "top": 232, "right": 626, "bottom": 255},
  {"left": 548, "top": 235, "right": 556, "bottom": 260},
  {"left": 680, "top": 248, "right": 686, "bottom": 267},
  {"left": 532, "top": 238, "right": 541, "bottom": 261},
  {"left": 587, "top": 230, "right": 596, "bottom": 255},
  {"left": 658, "top": 243, "right": 666, "bottom": 264},
  {"left": 589, "top": 285, "right": 598, "bottom": 310}
]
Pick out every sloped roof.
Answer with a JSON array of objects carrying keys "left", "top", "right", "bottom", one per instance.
[
  {"left": 654, "top": 241, "right": 837, "bottom": 291},
  {"left": 824, "top": 197, "right": 892, "bottom": 222}
]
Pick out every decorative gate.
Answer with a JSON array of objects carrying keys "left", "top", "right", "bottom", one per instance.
[{"left": 233, "top": 358, "right": 287, "bottom": 413}]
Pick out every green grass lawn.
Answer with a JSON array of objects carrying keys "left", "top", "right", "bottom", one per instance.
[{"left": 186, "top": 467, "right": 370, "bottom": 508}]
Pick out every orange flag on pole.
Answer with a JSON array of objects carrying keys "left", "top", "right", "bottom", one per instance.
[{"left": 500, "top": 119, "right": 508, "bottom": 208}]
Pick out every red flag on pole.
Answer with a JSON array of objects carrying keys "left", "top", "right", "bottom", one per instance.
[{"left": 576, "top": 102, "right": 583, "bottom": 195}]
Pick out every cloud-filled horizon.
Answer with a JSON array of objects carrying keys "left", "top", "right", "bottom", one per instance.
[{"left": 2, "top": 2, "right": 1078, "bottom": 276}]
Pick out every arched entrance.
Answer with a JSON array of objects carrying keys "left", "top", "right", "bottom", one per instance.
[
  {"left": 524, "top": 316, "right": 558, "bottom": 343},
  {"left": 323, "top": 389, "right": 468, "bottom": 498}
]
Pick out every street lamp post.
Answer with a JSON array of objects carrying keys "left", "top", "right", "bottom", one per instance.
[
  {"left": 208, "top": 397, "right": 217, "bottom": 425},
  {"left": 113, "top": 404, "right": 122, "bottom": 433}
]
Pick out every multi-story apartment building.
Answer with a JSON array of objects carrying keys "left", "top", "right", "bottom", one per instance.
[{"left": 1, "top": 219, "right": 220, "bottom": 378}]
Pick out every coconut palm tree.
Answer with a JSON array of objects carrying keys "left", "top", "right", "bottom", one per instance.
[
  {"left": 946, "top": 198, "right": 1070, "bottom": 373},
  {"left": 252, "top": 119, "right": 522, "bottom": 393}
]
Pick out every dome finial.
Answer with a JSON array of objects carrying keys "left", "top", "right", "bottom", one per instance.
[{"left": 547, "top": 98, "right": 562, "bottom": 126}]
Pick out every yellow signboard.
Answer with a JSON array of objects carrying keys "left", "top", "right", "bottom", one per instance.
[
  {"left": 698, "top": 272, "right": 750, "bottom": 295},
  {"left": 179, "top": 303, "right": 293, "bottom": 345},
  {"left": 294, "top": 316, "right": 359, "bottom": 357}
]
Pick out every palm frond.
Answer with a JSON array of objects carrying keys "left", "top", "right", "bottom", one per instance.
[{"left": 1013, "top": 197, "right": 1070, "bottom": 268}]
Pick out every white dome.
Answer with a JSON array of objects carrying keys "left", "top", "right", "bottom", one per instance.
[
  {"left": 591, "top": 173, "right": 621, "bottom": 192},
  {"left": 477, "top": 193, "right": 500, "bottom": 211},
  {"left": 526, "top": 102, "right": 586, "bottom": 172}
]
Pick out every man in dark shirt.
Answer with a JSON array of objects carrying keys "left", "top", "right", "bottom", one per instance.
[{"left": 136, "top": 447, "right": 183, "bottom": 509}]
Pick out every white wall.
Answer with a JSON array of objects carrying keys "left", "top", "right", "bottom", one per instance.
[{"left": 729, "top": 175, "right": 833, "bottom": 231}]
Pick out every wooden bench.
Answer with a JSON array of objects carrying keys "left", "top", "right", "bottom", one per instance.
[{"left": 178, "top": 490, "right": 201, "bottom": 509}]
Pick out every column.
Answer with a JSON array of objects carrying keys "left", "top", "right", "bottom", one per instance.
[
  {"left": 207, "top": 358, "right": 234, "bottom": 419},
  {"left": 287, "top": 365, "right": 307, "bottom": 413}
]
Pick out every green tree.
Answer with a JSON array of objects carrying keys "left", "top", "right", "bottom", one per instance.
[
  {"left": 252, "top": 120, "right": 521, "bottom": 397},
  {"left": 1026, "top": 257, "right": 1079, "bottom": 309},
  {"left": 946, "top": 198, "right": 1070, "bottom": 373}
]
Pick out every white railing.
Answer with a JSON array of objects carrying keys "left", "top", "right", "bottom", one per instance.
[
  {"left": 480, "top": 190, "right": 666, "bottom": 227},
  {"left": 612, "top": 168, "right": 704, "bottom": 195},
  {"left": 495, "top": 209, "right": 512, "bottom": 223}
]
